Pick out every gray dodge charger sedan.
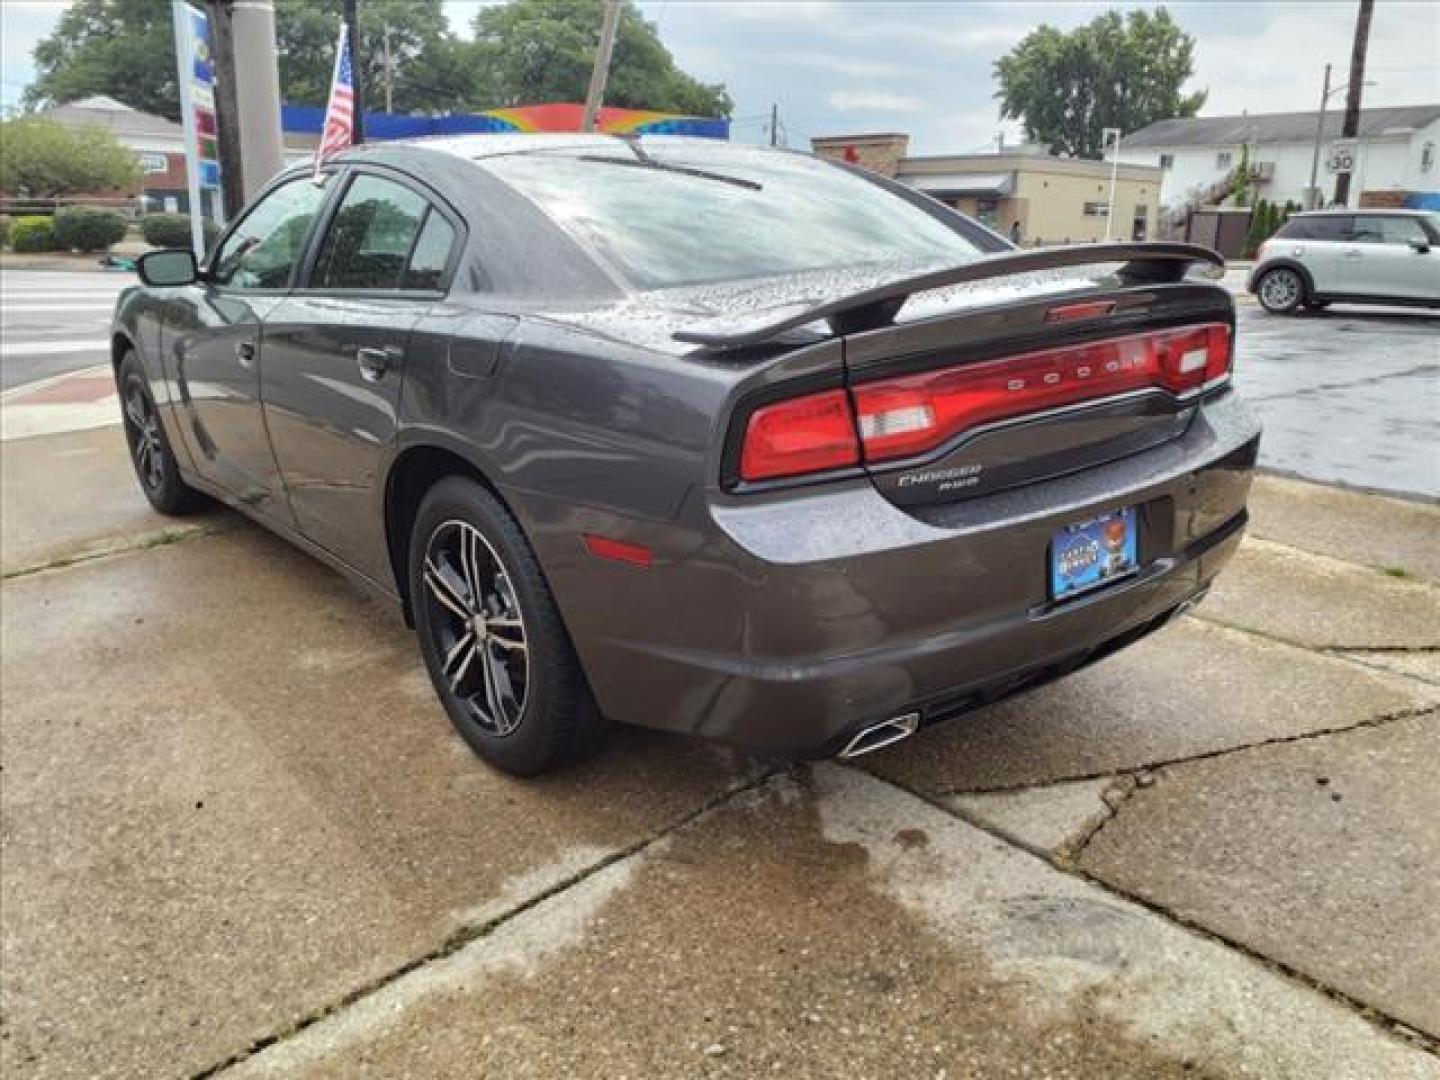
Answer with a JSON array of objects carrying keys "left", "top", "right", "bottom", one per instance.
[{"left": 113, "top": 134, "right": 1260, "bottom": 775}]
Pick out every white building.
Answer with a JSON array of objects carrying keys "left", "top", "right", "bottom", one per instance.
[{"left": 1112, "top": 104, "right": 1440, "bottom": 211}]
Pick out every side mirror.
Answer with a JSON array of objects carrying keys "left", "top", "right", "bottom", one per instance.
[
  {"left": 1409, "top": 238, "right": 1431, "bottom": 254},
  {"left": 136, "top": 249, "right": 199, "bottom": 287}
]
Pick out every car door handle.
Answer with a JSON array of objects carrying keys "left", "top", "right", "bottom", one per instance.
[
  {"left": 356, "top": 346, "right": 394, "bottom": 382},
  {"left": 235, "top": 340, "right": 256, "bottom": 368},
  {"left": 1342, "top": 248, "right": 1364, "bottom": 257}
]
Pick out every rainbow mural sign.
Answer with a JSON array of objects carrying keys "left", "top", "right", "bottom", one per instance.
[
  {"left": 475, "top": 103, "right": 728, "bottom": 138},
  {"left": 281, "top": 102, "right": 729, "bottom": 142}
]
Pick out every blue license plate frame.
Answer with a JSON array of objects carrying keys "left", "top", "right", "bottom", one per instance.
[{"left": 1050, "top": 507, "right": 1139, "bottom": 602}]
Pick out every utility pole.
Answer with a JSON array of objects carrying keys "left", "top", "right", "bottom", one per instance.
[
  {"left": 209, "top": 1, "right": 284, "bottom": 210},
  {"left": 1102, "top": 127, "right": 1121, "bottom": 241},
  {"left": 382, "top": 27, "right": 394, "bottom": 114},
  {"left": 581, "top": 0, "right": 621, "bottom": 133},
  {"left": 231, "top": 1, "right": 284, "bottom": 199},
  {"left": 1333, "top": 0, "right": 1374, "bottom": 206},
  {"left": 207, "top": 1, "right": 245, "bottom": 218},
  {"left": 343, "top": 0, "right": 365, "bottom": 142},
  {"left": 769, "top": 103, "right": 779, "bottom": 147},
  {"left": 1307, "top": 63, "right": 1332, "bottom": 210}
]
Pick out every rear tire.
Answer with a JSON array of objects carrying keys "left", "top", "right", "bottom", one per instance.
[
  {"left": 118, "top": 350, "right": 204, "bottom": 515},
  {"left": 408, "top": 476, "right": 606, "bottom": 776},
  {"left": 1256, "top": 267, "right": 1305, "bottom": 314}
]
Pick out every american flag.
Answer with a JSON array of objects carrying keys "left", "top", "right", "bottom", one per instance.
[{"left": 313, "top": 24, "right": 354, "bottom": 178}]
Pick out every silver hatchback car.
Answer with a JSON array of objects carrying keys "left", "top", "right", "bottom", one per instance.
[{"left": 1249, "top": 209, "right": 1440, "bottom": 314}]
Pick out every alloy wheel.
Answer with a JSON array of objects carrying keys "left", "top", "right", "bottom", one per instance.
[
  {"left": 421, "top": 519, "right": 529, "bottom": 737},
  {"left": 122, "top": 376, "right": 165, "bottom": 493},
  {"left": 1259, "top": 269, "right": 1301, "bottom": 311}
]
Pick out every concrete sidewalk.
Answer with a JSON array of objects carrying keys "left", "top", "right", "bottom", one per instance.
[{"left": 1, "top": 426, "right": 1436, "bottom": 1079}]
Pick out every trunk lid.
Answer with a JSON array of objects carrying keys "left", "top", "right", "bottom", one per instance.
[{"left": 843, "top": 281, "right": 1234, "bottom": 509}]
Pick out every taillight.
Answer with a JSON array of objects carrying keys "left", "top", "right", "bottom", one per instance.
[
  {"left": 739, "top": 388, "right": 860, "bottom": 481},
  {"left": 852, "top": 323, "right": 1230, "bottom": 463},
  {"left": 734, "top": 323, "right": 1230, "bottom": 483}
]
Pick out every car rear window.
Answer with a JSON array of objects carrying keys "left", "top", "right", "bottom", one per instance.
[
  {"left": 1277, "top": 215, "right": 1352, "bottom": 241},
  {"left": 479, "top": 146, "right": 989, "bottom": 290}
]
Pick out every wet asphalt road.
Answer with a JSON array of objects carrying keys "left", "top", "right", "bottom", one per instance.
[
  {"left": 0, "top": 268, "right": 133, "bottom": 390},
  {"left": 1231, "top": 302, "right": 1438, "bottom": 500},
  {"left": 1, "top": 267, "right": 1435, "bottom": 497}
]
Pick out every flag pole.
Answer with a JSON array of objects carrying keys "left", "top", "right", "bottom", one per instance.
[{"left": 313, "top": 22, "right": 348, "bottom": 182}]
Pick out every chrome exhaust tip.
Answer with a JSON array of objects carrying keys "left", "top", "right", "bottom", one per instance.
[{"left": 837, "top": 712, "right": 920, "bottom": 760}]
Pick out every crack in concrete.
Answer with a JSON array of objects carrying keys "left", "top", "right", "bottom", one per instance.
[
  {"left": 1, "top": 524, "right": 225, "bottom": 581},
  {"left": 867, "top": 768, "right": 1440, "bottom": 1057},
  {"left": 189, "top": 767, "right": 778, "bottom": 1080},
  {"left": 932, "top": 704, "right": 1438, "bottom": 799},
  {"left": 1243, "top": 362, "right": 1440, "bottom": 404}
]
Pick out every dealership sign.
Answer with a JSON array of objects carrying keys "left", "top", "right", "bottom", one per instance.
[{"left": 171, "top": 1, "right": 223, "bottom": 255}]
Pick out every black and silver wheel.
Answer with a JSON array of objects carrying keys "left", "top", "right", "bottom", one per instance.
[
  {"left": 118, "top": 350, "right": 203, "bottom": 514},
  {"left": 1256, "top": 267, "right": 1305, "bottom": 314},
  {"left": 409, "top": 476, "right": 605, "bottom": 775}
]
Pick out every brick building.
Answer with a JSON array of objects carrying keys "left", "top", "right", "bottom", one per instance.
[
  {"left": 812, "top": 132, "right": 1163, "bottom": 245},
  {"left": 28, "top": 95, "right": 192, "bottom": 212}
]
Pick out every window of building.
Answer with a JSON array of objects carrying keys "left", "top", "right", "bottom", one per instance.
[
  {"left": 1159, "top": 154, "right": 1174, "bottom": 169},
  {"left": 1083, "top": 200, "right": 1110, "bottom": 217},
  {"left": 1215, "top": 151, "right": 1232, "bottom": 170}
]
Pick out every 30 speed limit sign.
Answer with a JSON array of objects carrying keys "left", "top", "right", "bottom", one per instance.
[{"left": 1327, "top": 139, "right": 1356, "bottom": 174}]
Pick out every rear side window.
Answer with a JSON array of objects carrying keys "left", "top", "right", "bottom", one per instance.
[
  {"left": 404, "top": 211, "right": 456, "bottom": 290},
  {"left": 313, "top": 174, "right": 453, "bottom": 291},
  {"left": 481, "top": 147, "right": 987, "bottom": 290},
  {"left": 1352, "top": 216, "right": 1426, "bottom": 245},
  {"left": 1277, "top": 216, "right": 1352, "bottom": 241}
]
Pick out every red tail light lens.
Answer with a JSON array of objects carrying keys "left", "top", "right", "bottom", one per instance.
[
  {"left": 735, "top": 324, "right": 1230, "bottom": 483},
  {"left": 852, "top": 323, "right": 1230, "bottom": 463},
  {"left": 739, "top": 388, "right": 860, "bottom": 481}
]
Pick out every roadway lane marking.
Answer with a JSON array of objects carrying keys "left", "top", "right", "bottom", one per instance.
[{"left": 0, "top": 339, "right": 109, "bottom": 357}]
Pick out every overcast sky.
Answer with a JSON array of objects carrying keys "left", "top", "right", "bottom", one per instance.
[{"left": 3, "top": 1, "right": 1437, "bottom": 153}]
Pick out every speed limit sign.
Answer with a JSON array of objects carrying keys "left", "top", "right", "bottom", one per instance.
[{"left": 1327, "top": 139, "right": 1356, "bottom": 174}]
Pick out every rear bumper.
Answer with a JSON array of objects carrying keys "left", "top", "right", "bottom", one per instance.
[{"left": 524, "top": 388, "right": 1261, "bottom": 757}]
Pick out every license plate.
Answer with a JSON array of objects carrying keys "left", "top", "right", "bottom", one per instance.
[{"left": 1050, "top": 507, "right": 1139, "bottom": 601}]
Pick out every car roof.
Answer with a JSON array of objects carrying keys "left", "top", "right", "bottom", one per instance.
[{"left": 1296, "top": 208, "right": 1425, "bottom": 217}]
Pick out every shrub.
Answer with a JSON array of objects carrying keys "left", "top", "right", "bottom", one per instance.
[
  {"left": 9, "top": 215, "right": 56, "bottom": 253},
  {"left": 140, "top": 212, "right": 218, "bottom": 250},
  {"left": 0, "top": 215, "right": 10, "bottom": 249},
  {"left": 53, "top": 206, "right": 128, "bottom": 252}
]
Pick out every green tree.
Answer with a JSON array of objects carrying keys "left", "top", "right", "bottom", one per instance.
[
  {"left": 276, "top": 0, "right": 473, "bottom": 114},
  {"left": 25, "top": 0, "right": 178, "bottom": 120},
  {"left": 470, "top": 0, "right": 731, "bottom": 116},
  {"left": 0, "top": 117, "right": 141, "bottom": 196},
  {"left": 24, "top": 0, "right": 728, "bottom": 121},
  {"left": 995, "top": 7, "right": 1206, "bottom": 159},
  {"left": 1230, "top": 143, "right": 1253, "bottom": 207}
]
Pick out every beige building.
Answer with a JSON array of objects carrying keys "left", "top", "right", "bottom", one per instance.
[{"left": 811, "top": 133, "right": 1163, "bottom": 246}]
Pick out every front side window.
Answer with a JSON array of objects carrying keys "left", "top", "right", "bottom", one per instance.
[
  {"left": 1278, "top": 215, "right": 1352, "bottom": 242},
  {"left": 480, "top": 146, "right": 987, "bottom": 290},
  {"left": 210, "top": 177, "right": 330, "bottom": 289},
  {"left": 1353, "top": 215, "right": 1426, "bottom": 245},
  {"left": 312, "top": 174, "right": 434, "bottom": 290}
]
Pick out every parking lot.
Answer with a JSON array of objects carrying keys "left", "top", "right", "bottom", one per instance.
[{"left": 2, "top": 267, "right": 1438, "bottom": 1078}]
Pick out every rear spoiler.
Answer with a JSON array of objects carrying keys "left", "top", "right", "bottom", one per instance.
[{"left": 673, "top": 242, "right": 1224, "bottom": 350}]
